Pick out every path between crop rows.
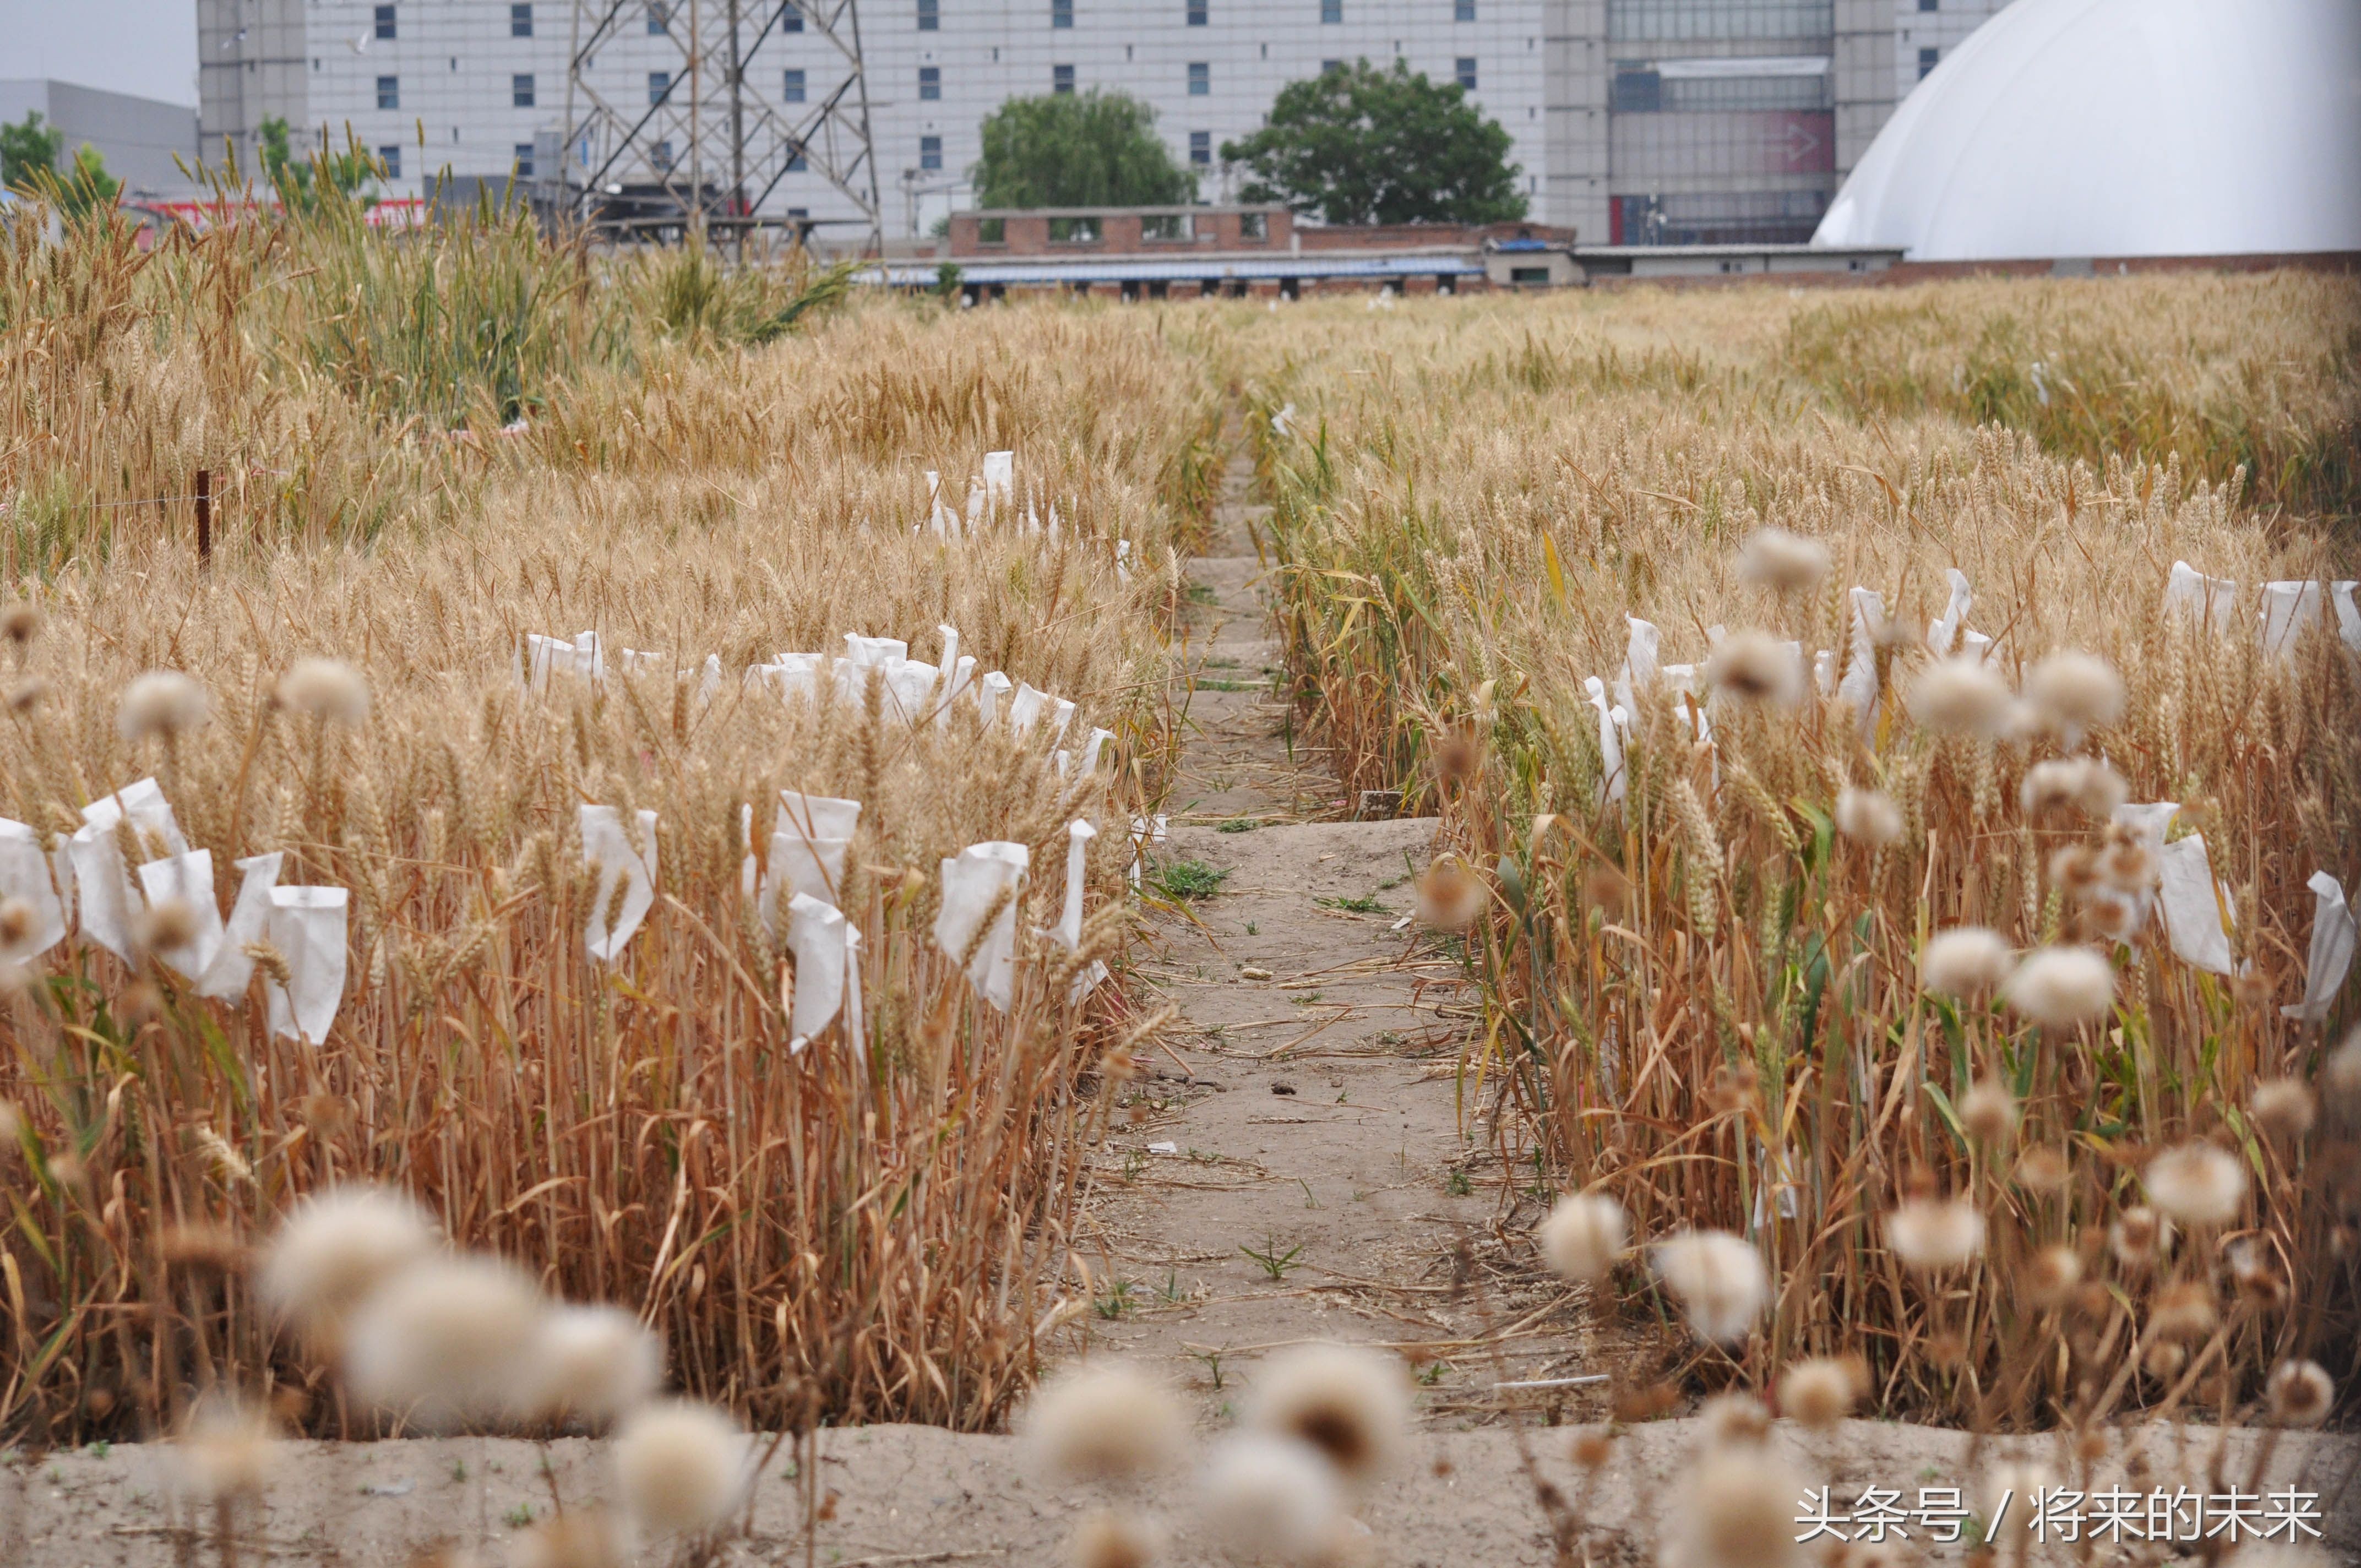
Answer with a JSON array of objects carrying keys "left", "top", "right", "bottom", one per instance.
[{"left": 12, "top": 456, "right": 2359, "bottom": 1567}]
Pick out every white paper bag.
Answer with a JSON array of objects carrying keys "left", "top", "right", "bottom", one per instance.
[
  {"left": 1115, "top": 538, "right": 1134, "bottom": 584},
  {"left": 2282, "top": 870, "right": 2355, "bottom": 1022},
  {"left": 842, "top": 922, "right": 866, "bottom": 1064},
  {"left": 135, "top": 850, "right": 226, "bottom": 980},
  {"left": 2333, "top": 581, "right": 2360, "bottom": 654},
  {"left": 0, "top": 818, "right": 67, "bottom": 960},
  {"left": 527, "top": 631, "right": 603, "bottom": 690},
  {"left": 1581, "top": 676, "right": 1628, "bottom": 808},
  {"left": 977, "top": 671, "right": 1013, "bottom": 727},
  {"left": 1927, "top": 569, "right": 1973, "bottom": 656},
  {"left": 843, "top": 634, "right": 907, "bottom": 668},
  {"left": 759, "top": 790, "right": 862, "bottom": 929},
  {"left": 785, "top": 891, "right": 847, "bottom": 1050},
  {"left": 69, "top": 780, "right": 189, "bottom": 962},
  {"left": 1127, "top": 814, "right": 1167, "bottom": 887},
  {"left": 748, "top": 652, "right": 824, "bottom": 703},
  {"left": 982, "top": 450, "right": 1014, "bottom": 511},
  {"left": 2164, "top": 561, "right": 2235, "bottom": 631},
  {"left": 1960, "top": 628, "right": 1994, "bottom": 662},
  {"left": 196, "top": 852, "right": 284, "bottom": 1000},
  {"left": 2259, "top": 581, "right": 2322, "bottom": 659},
  {"left": 1047, "top": 696, "right": 1076, "bottom": 745},
  {"left": 2156, "top": 833, "right": 2234, "bottom": 975},
  {"left": 1079, "top": 727, "right": 1116, "bottom": 777},
  {"left": 1613, "top": 616, "right": 1660, "bottom": 714},
  {"left": 265, "top": 885, "right": 348, "bottom": 1044},
  {"left": 581, "top": 805, "right": 658, "bottom": 964},
  {"left": 883, "top": 658, "right": 940, "bottom": 727},
  {"left": 935, "top": 841, "right": 1029, "bottom": 1011},
  {"left": 1051, "top": 819, "right": 1095, "bottom": 951},
  {"left": 1838, "top": 586, "right": 1884, "bottom": 737},
  {"left": 1007, "top": 682, "right": 1051, "bottom": 736}
]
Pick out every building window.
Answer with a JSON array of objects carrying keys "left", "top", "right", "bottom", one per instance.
[
  {"left": 1455, "top": 56, "right": 1477, "bottom": 89},
  {"left": 1048, "top": 215, "right": 1101, "bottom": 243},
  {"left": 917, "top": 0, "right": 939, "bottom": 29},
  {"left": 514, "top": 143, "right": 536, "bottom": 177},
  {"left": 1188, "top": 0, "right": 1207, "bottom": 21},
  {"left": 1320, "top": 58, "right": 1341, "bottom": 72},
  {"left": 1052, "top": 63, "right": 1075, "bottom": 92},
  {"left": 512, "top": 74, "right": 536, "bottom": 108},
  {"left": 376, "top": 75, "right": 400, "bottom": 110},
  {"left": 1320, "top": 0, "right": 1341, "bottom": 21},
  {"left": 652, "top": 139, "right": 674, "bottom": 169},
  {"left": 919, "top": 65, "right": 941, "bottom": 99},
  {"left": 784, "top": 68, "right": 806, "bottom": 102},
  {"left": 511, "top": 3, "right": 533, "bottom": 35},
  {"left": 977, "top": 216, "right": 1006, "bottom": 242},
  {"left": 1143, "top": 212, "right": 1192, "bottom": 241},
  {"left": 1239, "top": 210, "right": 1267, "bottom": 239},
  {"left": 1918, "top": 0, "right": 1936, "bottom": 8},
  {"left": 648, "top": 2, "right": 670, "bottom": 33},
  {"left": 1052, "top": 0, "right": 1074, "bottom": 25},
  {"left": 1189, "top": 129, "right": 1210, "bottom": 166},
  {"left": 1918, "top": 45, "right": 1939, "bottom": 78},
  {"left": 785, "top": 137, "right": 806, "bottom": 170},
  {"left": 649, "top": 72, "right": 673, "bottom": 105},
  {"left": 920, "top": 134, "right": 943, "bottom": 171},
  {"left": 1187, "top": 61, "right": 1209, "bottom": 94},
  {"left": 374, "top": 4, "right": 396, "bottom": 39},
  {"left": 782, "top": 6, "right": 802, "bottom": 28},
  {"left": 378, "top": 144, "right": 401, "bottom": 177},
  {"left": 1455, "top": 0, "right": 1474, "bottom": 17}
]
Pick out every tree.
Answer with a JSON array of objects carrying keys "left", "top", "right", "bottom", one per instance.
[
  {"left": 970, "top": 90, "right": 1195, "bottom": 209},
  {"left": 258, "top": 116, "right": 379, "bottom": 213},
  {"left": 0, "top": 111, "right": 64, "bottom": 196},
  {"left": 1221, "top": 59, "right": 1526, "bottom": 226}
]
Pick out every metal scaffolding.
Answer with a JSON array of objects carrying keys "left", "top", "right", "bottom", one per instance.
[{"left": 561, "top": 0, "right": 880, "bottom": 248}]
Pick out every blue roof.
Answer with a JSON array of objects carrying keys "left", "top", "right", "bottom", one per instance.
[
  {"left": 868, "top": 253, "right": 1483, "bottom": 287},
  {"left": 1491, "top": 237, "right": 1553, "bottom": 251}
]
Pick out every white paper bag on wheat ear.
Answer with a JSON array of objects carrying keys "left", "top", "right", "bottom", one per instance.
[
  {"left": 2283, "top": 871, "right": 2355, "bottom": 1023},
  {"left": 135, "top": 850, "right": 226, "bottom": 981},
  {"left": 581, "top": 805, "right": 658, "bottom": 964},
  {"left": 68, "top": 780, "right": 189, "bottom": 962},
  {"left": 934, "top": 841, "right": 1029, "bottom": 1011},
  {"left": 197, "top": 852, "right": 284, "bottom": 1000},
  {"left": 265, "top": 885, "right": 348, "bottom": 1044},
  {"left": 0, "top": 818, "right": 68, "bottom": 960}
]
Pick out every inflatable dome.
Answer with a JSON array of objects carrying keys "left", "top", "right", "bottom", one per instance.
[{"left": 1815, "top": 0, "right": 2361, "bottom": 260}]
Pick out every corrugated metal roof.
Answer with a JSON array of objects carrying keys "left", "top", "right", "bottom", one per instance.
[{"left": 866, "top": 253, "right": 1484, "bottom": 287}]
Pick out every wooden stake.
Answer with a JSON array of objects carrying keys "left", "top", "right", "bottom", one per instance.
[{"left": 195, "top": 467, "right": 211, "bottom": 565}]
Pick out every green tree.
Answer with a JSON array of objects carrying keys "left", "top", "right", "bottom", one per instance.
[
  {"left": 1221, "top": 59, "right": 1526, "bottom": 226},
  {"left": 258, "top": 116, "right": 379, "bottom": 213},
  {"left": 970, "top": 90, "right": 1195, "bottom": 209},
  {"left": 0, "top": 110, "right": 65, "bottom": 195}
]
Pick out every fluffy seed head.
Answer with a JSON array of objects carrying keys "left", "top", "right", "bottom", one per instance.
[
  {"left": 2321, "top": 1027, "right": 2361, "bottom": 1110},
  {"left": 2266, "top": 1359, "right": 2334, "bottom": 1427},
  {"left": 1706, "top": 630, "right": 1802, "bottom": 705},
  {"left": 1245, "top": 1342, "right": 1411, "bottom": 1485},
  {"left": 1413, "top": 855, "right": 1486, "bottom": 932},
  {"left": 1537, "top": 1192, "right": 1626, "bottom": 1283},
  {"left": 2022, "top": 1244, "right": 2082, "bottom": 1308},
  {"left": 1064, "top": 1508, "right": 1165, "bottom": 1568},
  {"left": 2025, "top": 651, "right": 2125, "bottom": 738},
  {"left": 2108, "top": 1205, "right": 2172, "bottom": 1271},
  {"left": 341, "top": 1255, "right": 548, "bottom": 1429},
  {"left": 175, "top": 1394, "right": 279, "bottom": 1500},
  {"left": 0, "top": 897, "right": 36, "bottom": 954},
  {"left": 1735, "top": 527, "right": 1830, "bottom": 592},
  {"left": 2019, "top": 757, "right": 2128, "bottom": 818},
  {"left": 1698, "top": 1392, "right": 1771, "bottom": 1447},
  {"left": 1834, "top": 787, "right": 1903, "bottom": 847},
  {"left": 0, "top": 601, "right": 38, "bottom": 645},
  {"left": 610, "top": 1400, "right": 749, "bottom": 1536},
  {"left": 1960, "top": 1080, "right": 2018, "bottom": 1145},
  {"left": 1778, "top": 1357, "right": 1861, "bottom": 1430},
  {"left": 1198, "top": 1433, "right": 1344, "bottom": 1565},
  {"left": 518, "top": 1304, "right": 665, "bottom": 1426},
  {"left": 2001, "top": 946, "right": 2114, "bottom": 1026},
  {"left": 2150, "top": 1280, "right": 2218, "bottom": 1343},
  {"left": 2249, "top": 1080, "right": 2316, "bottom": 1144},
  {"left": 259, "top": 1185, "right": 440, "bottom": 1336},
  {"left": 2142, "top": 1142, "right": 2247, "bottom": 1228},
  {"left": 1884, "top": 1197, "right": 1985, "bottom": 1273},
  {"left": 1650, "top": 1230, "right": 1769, "bottom": 1345},
  {"left": 136, "top": 896, "right": 200, "bottom": 956},
  {"left": 1020, "top": 1361, "right": 1187, "bottom": 1483},
  {"left": 507, "top": 1510, "right": 629, "bottom": 1568},
  {"left": 117, "top": 670, "right": 210, "bottom": 743},
  {"left": 278, "top": 658, "right": 372, "bottom": 727},
  {"left": 6, "top": 676, "right": 46, "bottom": 712},
  {"left": 1982, "top": 1462, "right": 2053, "bottom": 1542},
  {"left": 1920, "top": 927, "right": 2013, "bottom": 996},
  {"left": 1906, "top": 656, "right": 2015, "bottom": 738},
  {"left": 1674, "top": 1446, "right": 1804, "bottom": 1568}
]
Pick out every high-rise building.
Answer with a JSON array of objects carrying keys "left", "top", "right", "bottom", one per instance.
[{"left": 198, "top": 1, "right": 2011, "bottom": 243}]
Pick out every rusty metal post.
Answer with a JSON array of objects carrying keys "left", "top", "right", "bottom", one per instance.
[{"left": 195, "top": 467, "right": 211, "bottom": 565}]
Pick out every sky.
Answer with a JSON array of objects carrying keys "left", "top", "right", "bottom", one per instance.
[{"left": 0, "top": 0, "right": 200, "bottom": 106}]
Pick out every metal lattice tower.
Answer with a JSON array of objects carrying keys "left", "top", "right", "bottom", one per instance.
[{"left": 562, "top": 1, "right": 880, "bottom": 248}]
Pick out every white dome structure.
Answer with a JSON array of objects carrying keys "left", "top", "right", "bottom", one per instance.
[{"left": 1815, "top": 0, "right": 2361, "bottom": 260}]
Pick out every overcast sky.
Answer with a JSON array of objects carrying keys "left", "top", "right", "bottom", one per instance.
[{"left": 0, "top": 1, "right": 200, "bottom": 106}]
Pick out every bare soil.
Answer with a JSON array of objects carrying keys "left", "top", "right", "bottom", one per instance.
[{"left": 9, "top": 458, "right": 2355, "bottom": 1566}]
